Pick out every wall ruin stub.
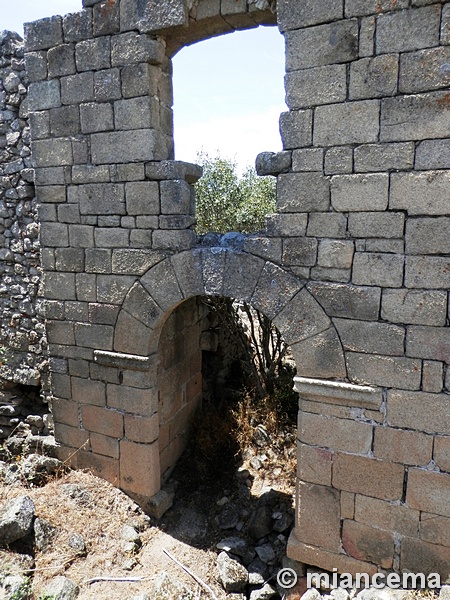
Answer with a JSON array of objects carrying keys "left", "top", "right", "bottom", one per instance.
[{"left": 3, "top": 0, "right": 448, "bottom": 579}]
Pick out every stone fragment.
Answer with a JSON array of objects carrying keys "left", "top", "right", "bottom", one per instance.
[
  {"left": 0, "top": 496, "right": 35, "bottom": 546},
  {"left": 216, "top": 551, "right": 248, "bottom": 593}
]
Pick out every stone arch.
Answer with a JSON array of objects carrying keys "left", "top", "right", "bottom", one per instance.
[{"left": 113, "top": 248, "right": 346, "bottom": 379}]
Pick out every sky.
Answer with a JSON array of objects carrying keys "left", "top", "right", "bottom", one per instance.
[{"left": 3, "top": 1, "right": 286, "bottom": 172}]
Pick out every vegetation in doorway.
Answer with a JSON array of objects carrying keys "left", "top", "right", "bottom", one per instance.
[{"left": 190, "top": 152, "right": 298, "bottom": 488}]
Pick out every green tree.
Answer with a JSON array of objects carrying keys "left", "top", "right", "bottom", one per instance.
[{"left": 194, "top": 151, "right": 276, "bottom": 234}]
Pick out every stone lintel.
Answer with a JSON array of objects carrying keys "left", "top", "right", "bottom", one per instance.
[
  {"left": 94, "top": 349, "right": 151, "bottom": 371},
  {"left": 294, "top": 376, "right": 382, "bottom": 410}
]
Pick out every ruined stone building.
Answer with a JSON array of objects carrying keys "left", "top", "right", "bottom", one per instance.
[{"left": 1, "top": 0, "right": 450, "bottom": 578}]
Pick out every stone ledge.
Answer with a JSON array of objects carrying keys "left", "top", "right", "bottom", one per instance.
[
  {"left": 294, "top": 376, "right": 382, "bottom": 409},
  {"left": 94, "top": 350, "right": 151, "bottom": 371}
]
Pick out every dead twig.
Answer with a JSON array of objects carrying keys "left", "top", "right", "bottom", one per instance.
[
  {"left": 163, "top": 548, "right": 219, "bottom": 600},
  {"left": 84, "top": 576, "right": 147, "bottom": 584}
]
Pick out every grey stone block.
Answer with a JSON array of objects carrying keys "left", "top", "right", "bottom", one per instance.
[
  {"left": 273, "top": 287, "right": 331, "bottom": 345},
  {"left": 25, "top": 51, "right": 47, "bottom": 82},
  {"left": 286, "top": 20, "right": 358, "bottom": 70},
  {"left": 347, "top": 352, "right": 421, "bottom": 391},
  {"left": 37, "top": 204, "right": 57, "bottom": 222},
  {"left": 72, "top": 139, "right": 89, "bottom": 165},
  {"left": 72, "top": 165, "right": 110, "bottom": 184},
  {"left": 50, "top": 105, "right": 80, "bottom": 137},
  {"left": 55, "top": 247, "right": 85, "bottom": 272},
  {"left": 400, "top": 47, "right": 450, "bottom": 94},
  {"left": 309, "top": 266, "right": 351, "bottom": 283},
  {"left": 144, "top": 161, "right": 203, "bottom": 183},
  {"left": 348, "top": 0, "right": 409, "bottom": 15},
  {"left": 28, "top": 81, "right": 61, "bottom": 111},
  {"left": 94, "top": 68, "right": 122, "bottom": 101},
  {"left": 61, "top": 72, "right": 95, "bottom": 105},
  {"left": 32, "top": 139, "right": 73, "bottom": 167},
  {"left": 40, "top": 223, "right": 69, "bottom": 247},
  {"left": 223, "top": 252, "right": 265, "bottom": 303},
  {"left": 291, "top": 326, "right": 347, "bottom": 379},
  {"left": 407, "top": 326, "right": 450, "bottom": 363},
  {"left": 63, "top": 10, "right": 93, "bottom": 42},
  {"left": 48, "top": 44, "right": 76, "bottom": 78},
  {"left": 352, "top": 252, "right": 404, "bottom": 287},
  {"left": 307, "top": 212, "right": 347, "bottom": 238},
  {"left": 381, "top": 92, "right": 450, "bottom": 142},
  {"left": 251, "top": 261, "right": 303, "bottom": 320},
  {"left": 324, "top": 147, "right": 353, "bottom": 175},
  {"left": 29, "top": 111, "right": 50, "bottom": 140},
  {"left": 282, "top": 238, "right": 318, "bottom": 267},
  {"left": 135, "top": 215, "right": 158, "bottom": 228},
  {"left": 96, "top": 274, "right": 135, "bottom": 304},
  {"left": 112, "top": 163, "right": 145, "bottom": 182},
  {"left": 112, "top": 249, "right": 165, "bottom": 275},
  {"left": 348, "top": 212, "right": 405, "bottom": 239},
  {"left": 416, "top": 140, "right": 450, "bottom": 170},
  {"left": 126, "top": 181, "right": 159, "bottom": 215},
  {"left": 277, "top": 0, "right": 343, "bottom": 30},
  {"left": 85, "top": 248, "right": 112, "bottom": 273},
  {"left": 80, "top": 102, "right": 114, "bottom": 133},
  {"left": 152, "top": 229, "right": 196, "bottom": 251},
  {"left": 68, "top": 224, "right": 95, "bottom": 248},
  {"left": 47, "top": 321, "right": 75, "bottom": 345},
  {"left": 376, "top": 5, "right": 440, "bottom": 53},
  {"left": 91, "top": 130, "right": 159, "bottom": 164},
  {"left": 255, "top": 151, "right": 291, "bottom": 175},
  {"left": 111, "top": 33, "right": 165, "bottom": 67},
  {"left": 93, "top": 0, "right": 120, "bottom": 36},
  {"left": 381, "top": 289, "right": 447, "bottom": 326},
  {"left": 307, "top": 281, "right": 381, "bottom": 321},
  {"left": 138, "top": 0, "right": 188, "bottom": 33},
  {"left": 94, "top": 227, "right": 129, "bottom": 248},
  {"left": 36, "top": 185, "right": 66, "bottom": 203},
  {"left": 121, "top": 63, "right": 160, "bottom": 98},
  {"left": 365, "top": 239, "right": 404, "bottom": 254},
  {"left": 422, "top": 360, "right": 443, "bottom": 394},
  {"left": 334, "top": 318, "right": 405, "bottom": 356},
  {"left": 158, "top": 215, "right": 195, "bottom": 229},
  {"left": 359, "top": 16, "right": 375, "bottom": 57},
  {"left": 77, "top": 183, "right": 125, "bottom": 215},
  {"left": 286, "top": 65, "right": 347, "bottom": 109},
  {"left": 265, "top": 213, "right": 307, "bottom": 237},
  {"left": 390, "top": 171, "right": 450, "bottom": 215},
  {"left": 24, "top": 16, "right": 63, "bottom": 51},
  {"left": 314, "top": 101, "right": 380, "bottom": 146},
  {"left": 292, "top": 148, "right": 323, "bottom": 172},
  {"left": 44, "top": 272, "right": 77, "bottom": 300},
  {"left": 331, "top": 174, "right": 389, "bottom": 212},
  {"left": 349, "top": 55, "right": 398, "bottom": 100},
  {"left": 354, "top": 142, "right": 414, "bottom": 172},
  {"left": 76, "top": 273, "right": 97, "bottom": 302},
  {"left": 117, "top": 291, "right": 160, "bottom": 342},
  {"left": 241, "top": 233, "right": 282, "bottom": 263},
  {"left": 279, "top": 110, "right": 313, "bottom": 149},
  {"left": 141, "top": 259, "right": 182, "bottom": 311},
  {"left": 318, "top": 240, "right": 354, "bottom": 269},
  {"left": 405, "top": 256, "right": 450, "bottom": 289},
  {"left": 75, "top": 37, "right": 111, "bottom": 72},
  {"left": 405, "top": 218, "right": 450, "bottom": 255},
  {"left": 277, "top": 173, "right": 330, "bottom": 212},
  {"left": 75, "top": 323, "right": 113, "bottom": 350},
  {"left": 114, "top": 97, "right": 153, "bottom": 130},
  {"left": 58, "top": 204, "right": 81, "bottom": 224},
  {"left": 160, "top": 180, "right": 193, "bottom": 215},
  {"left": 443, "top": 3, "right": 450, "bottom": 45}
]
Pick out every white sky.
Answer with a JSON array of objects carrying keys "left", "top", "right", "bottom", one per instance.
[{"left": 2, "top": 1, "right": 286, "bottom": 172}]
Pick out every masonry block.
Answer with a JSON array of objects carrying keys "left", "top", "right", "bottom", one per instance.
[
  {"left": 314, "top": 100, "right": 380, "bottom": 146},
  {"left": 120, "top": 440, "right": 160, "bottom": 496},
  {"left": 296, "top": 481, "right": 341, "bottom": 552},
  {"left": 355, "top": 495, "right": 419, "bottom": 538},
  {"left": 347, "top": 352, "right": 421, "bottom": 391},
  {"left": 374, "top": 426, "right": 433, "bottom": 467},
  {"left": 277, "top": 173, "right": 329, "bottom": 213},
  {"left": 376, "top": 5, "right": 441, "bottom": 54},
  {"left": 334, "top": 318, "right": 405, "bottom": 356}
]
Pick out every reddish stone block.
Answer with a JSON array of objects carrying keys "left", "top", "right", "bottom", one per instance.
[{"left": 342, "top": 519, "right": 394, "bottom": 569}]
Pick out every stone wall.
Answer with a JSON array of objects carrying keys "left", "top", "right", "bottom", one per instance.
[
  {"left": 0, "top": 32, "right": 46, "bottom": 388},
  {"left": 1, "top": 0, "right": 447, "bottom": 580}
]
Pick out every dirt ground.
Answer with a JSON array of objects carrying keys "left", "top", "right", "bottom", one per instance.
[{"left": 0, "top": 426, "right": 297, "bottom": 599}]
